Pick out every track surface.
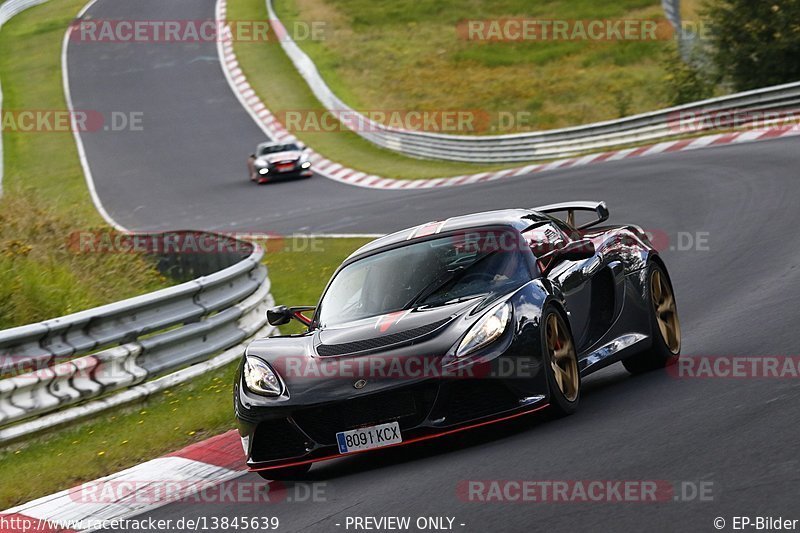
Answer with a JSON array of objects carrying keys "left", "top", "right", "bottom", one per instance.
[{"left": 67, "top": 0, "right": 800, "bottom": 531}]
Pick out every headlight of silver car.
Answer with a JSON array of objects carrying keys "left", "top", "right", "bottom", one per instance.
[
  {"left": 243, "top": 356, "right": 283, "bottom": 396},
  {"left": 456, "top": 302, "right": 511, "bottom": 357},
  {"left": 300, "top": 161, "right": 311, "bottom": 169}
]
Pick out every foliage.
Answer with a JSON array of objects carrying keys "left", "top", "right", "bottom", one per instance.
[
  {"left": 702, "top": 0, "right": 800, "bottom": 90},
  {"left": 662, "top": 43, "right": 716, "bottom": 105}
]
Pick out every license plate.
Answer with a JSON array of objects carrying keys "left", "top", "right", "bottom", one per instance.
[
  {"left": 336, "top": 421, "right": 402, "bottom": 454},
  {"left": 276, "top": 163, "right": 294, "bottom": 172}
]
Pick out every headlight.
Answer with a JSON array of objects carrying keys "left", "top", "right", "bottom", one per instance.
[
  {"left": 258, "top": 168, "right": 269, "bottom": 175},
  {"left": 300, "top": 161, "right": 311, "bottom": 169},
  {"left": 456, "top": 302, "right": 511, "bottom": 357},
  {"left": 243, "top": 356, "right": 282, "bottom": 396}
]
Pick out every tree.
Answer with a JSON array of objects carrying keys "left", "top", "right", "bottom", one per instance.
[
  {"left": 663, "top": 43, "right": 716, "bottom": 105},
  {"left": 703, "top": 0, "right": 800, "bottom": 90}
]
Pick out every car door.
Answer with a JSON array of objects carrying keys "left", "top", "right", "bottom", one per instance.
[{"left": 525, "top": 222, "right": 611, "bottom": 352}]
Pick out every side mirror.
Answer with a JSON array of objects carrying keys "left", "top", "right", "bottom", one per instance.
[
  {"left": 266, "top": 305, "right": 316, "bottom": 327},
  {"left": 538, "top": 239, "right": 595, "bottom": 273}
]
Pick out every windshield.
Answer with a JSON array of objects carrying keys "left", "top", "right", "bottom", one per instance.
[
  {"left": 258, "top": 143, "right": 299, "bottom": 155},
  {"left": 316, "top": 230, "right": 532, "bottom": 327}
]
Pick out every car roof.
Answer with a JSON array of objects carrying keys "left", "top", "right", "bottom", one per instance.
[{"left": 346, "top": 209, "right": 547, "bottom": 261}]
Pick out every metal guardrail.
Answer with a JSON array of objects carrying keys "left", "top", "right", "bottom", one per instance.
[
  {"left": 0, "top": 0, "right": 44, "bottom": 23},
  {"left": 0, "top": 0, "right": 50, "bottom": 196},
  {"left": 0, "top": 232, "right": 276, "bottom": 442},
  {"left": 266, "top": 0, "right": 800, "bottom": 163}
]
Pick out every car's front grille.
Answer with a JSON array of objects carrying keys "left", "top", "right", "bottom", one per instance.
[
  {"left": 316, "top": 318, "right": 450, "bottom": 357},
  {"left": 250, "top": 418, "right": 309, "bottom": 462},
  {"left": 439, "top": 380, "right": 520, "bottom": 424},
  {"left": 292, "top": 385, "right": 438, "bottom": 445}
]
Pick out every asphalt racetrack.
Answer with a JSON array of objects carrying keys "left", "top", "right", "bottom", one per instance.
[{"left": 67, "top": 0, "right": 800, "bottom": 531}]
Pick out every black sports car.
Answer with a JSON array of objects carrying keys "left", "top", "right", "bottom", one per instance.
[
  {"left": 234, "top": 202, "right": 681, "bottom": 478},
  {"left": 247, "top": 141, "right": 312, "bottom": 184}
]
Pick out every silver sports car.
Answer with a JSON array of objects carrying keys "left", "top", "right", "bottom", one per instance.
[{"left": 247, "top": 141, "right": 313, "bottom": 184}]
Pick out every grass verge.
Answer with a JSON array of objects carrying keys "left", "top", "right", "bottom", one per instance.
[
  {"left": 1, "top": 0, "right": 101, "bottom": 222},
  {"left": 229, "top": 0, "right": 720, "bottom": 179},
  {"left": 0, "top": 0, "right": 172, "bottom": 328},
  {"left": 0, "top": 237, "right": 371, "bottom": 509},
  {"left": 0, "top": 192, "right": 169, "bottom": 329},
  {"left": 272, "top": 0, "right": 673, "bottom": 131},
  {"left": 229, "top": 0, "right": 516, "bottom": 179}
]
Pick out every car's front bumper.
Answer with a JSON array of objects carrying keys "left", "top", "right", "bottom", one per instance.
[
  {"left": 237, "top": 371, "right": 548, "bottom": 472},
  {"left": 237, "top": 290, "right": 551, "bottom": 471},
  {"left": 256, "top": 164, "right": 312, "bottom": 182}
]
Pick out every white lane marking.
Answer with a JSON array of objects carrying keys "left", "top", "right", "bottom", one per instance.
[{"left": 62, "top": 0, "right": 128, "bottom": 232}]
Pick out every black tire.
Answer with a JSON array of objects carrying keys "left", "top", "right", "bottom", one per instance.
[
  {"left": 256, "top": 463, "right": 311, "bottom": 480},
  {"left": 622, "top": 261, "right": 681, "bottom": 374},
  {"left": 542, "top": 305, "right": 580, "bottom": 416}
]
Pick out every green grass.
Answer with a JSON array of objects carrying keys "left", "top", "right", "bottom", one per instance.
[
  {"left": 0, "top": 0, "right": 102, "bottom": 223},
  {"left": 0, "top": 237, "right": 371, "bottom": 509},
  {"left": 229, "top": 0, "right": 516, "bottom": 180},
  {"left": 271, "top": 0, "right": 673, "bottom": 131},
  {"left": 0, "top": 192, "right": 170, "bottom": 329},
  {"left": 0, "top": 0, "right": 173, "bottom": 329}
]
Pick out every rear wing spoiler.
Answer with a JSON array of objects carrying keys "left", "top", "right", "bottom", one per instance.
[{"left": 531, "top": 201, "right": 609, "bottom": 230}]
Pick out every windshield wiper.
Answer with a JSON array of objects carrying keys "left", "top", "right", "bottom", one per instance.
[
  {"left": 404, "top": 251, "right": 498, "bottom": 309},
  {"left": 402, "top": 267, "right": 463, "bottom": 310}
]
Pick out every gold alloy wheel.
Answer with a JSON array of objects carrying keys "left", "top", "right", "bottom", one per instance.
[
  {"left": 546, "top": 313, "right": 579, "bottom": 402},
  {"left": 651, "top": 269, "right": 681, "bottom": 354}
]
